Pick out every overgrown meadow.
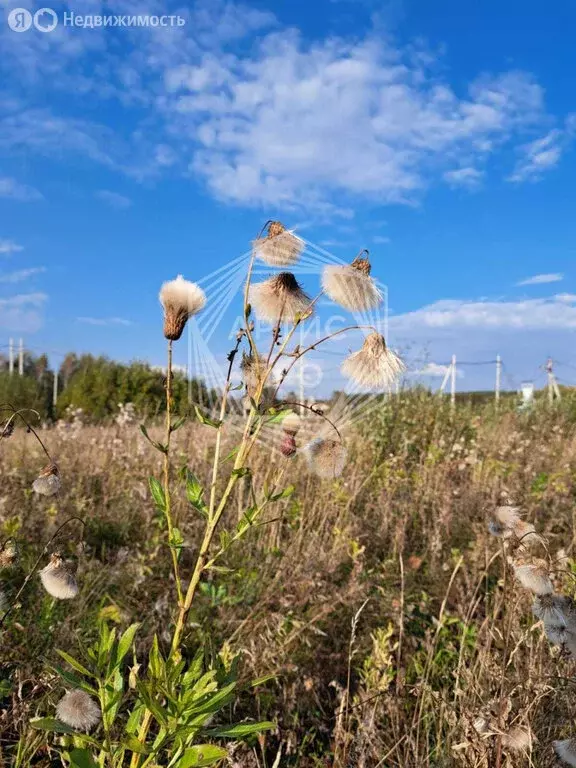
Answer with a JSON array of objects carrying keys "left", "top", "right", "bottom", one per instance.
[{"left": 2, "top": 224, "right": 576, "bottom": 767}]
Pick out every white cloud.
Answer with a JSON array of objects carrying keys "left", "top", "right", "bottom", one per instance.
[
  {"left": 0, "top": 176, "right": 42, "bottom": 201},
  {"left": 555, "top": 293, "right": 576, "bottom": 304},
  {"left": 96, "top": 190, "right": 132, "bottom": 209},
  {"left": 410, "top": 362, "right": 465, "bottom": 378},
  {"left": 0, "top": 267, "right": 45, "bottom": 284},
  {"left": 391, "top": 295, "right": 576, "bottom": 331},
  {"left": 372, "top": 235, "right": 391, "bottom": 244},
  {"left": 0, "top": 5, "right": 567, "bottom": 215},
  {"left": 508, "top": 116, "right": 576, "bottom": 183},
  {"left": 516, "top": 273, "right": 563, "bottom": 286},
  {"left": 0, "top": 239, "right": 24, "bottom": 255},
  {"left": 443, "top": 167, "right": 484, "bottom": 188},
  {"left": 0, "top": 292, "right": 47, "bottom": 332},
  {"left": 77, "top": 317, "right": 134, "bottom": 326}
]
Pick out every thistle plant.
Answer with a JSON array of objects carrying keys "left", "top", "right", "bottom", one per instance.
[{"left": 0, "top": 222, "right": 405, "bottom": 766}]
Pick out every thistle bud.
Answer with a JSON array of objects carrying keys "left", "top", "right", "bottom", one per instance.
[
  {"left": 253, "top": 221, "right": 304, "bottom": 267},
  {"left": 280, "top": 433, "right": 297, "bottom": 457},
  {"left": 322, "top": 251, "right": 382, "bottom": 312}
]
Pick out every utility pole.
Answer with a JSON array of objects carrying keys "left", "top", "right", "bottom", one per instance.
[
  {"left": 18, "top": 338, "right": 24, "bottom": 376},
  {"left": 8, "top": 338, "right": 14, "bottom": 376},
  {"left": 495, "top": 354, "right": 502, "bottom": 405},
  {"left": 53, "top": 368, "right": 59, "bottom": 408},
  {"left": 546, "top": 358, "right": 561, "bottom": 404},
  {"left": 450, "top": 354, "right": 456, "bottom": 410}
]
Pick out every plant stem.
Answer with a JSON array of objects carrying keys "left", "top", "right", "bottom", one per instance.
[{"left": 164, "top": 340, "right": 182, "bottom": 605}]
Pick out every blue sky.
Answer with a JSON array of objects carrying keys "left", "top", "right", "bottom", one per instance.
[{"left": 1, "top": 0, "right": 575, "bottom": 393}]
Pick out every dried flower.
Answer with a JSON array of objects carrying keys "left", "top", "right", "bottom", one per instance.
[
  {"left": 40, "top": 554, "right": 78, "bottom": 600},
  {"left": 305, "top": 438, "right": 347, "bottom": 479},
  {"left": 56, "top": 690, "right": 100, "bottom": 731},
  {"left": 322, "top": 253, "right": 382, "bottom": 312},
  {"left": 159, "top": 275, "right": 206, "bottom": 341},
  {"left": 282, "top": 412, "right": 301, "bottom": 435},
  {"left": 0, "top": 540, "right": 16, "bottom": 568},
  {"left": 544, "top": 623, "right": 576, "bottom": 646},
  {"left": 513, "top": 560, "right": 553, "bottom": 595},
  {"left": 249, "top": 272, "right": 312, "bottom": 324},
  {"left": 532, "top": 594, "right": 570, "bottom": 627},
  {"left": 0, "top": 420, "right": 14, "bottom": 439},
  {"left": 502, "top": 726, "right": 532, "bottom": 751},
  {"left": 473, "top": 716, "right": 491, "bottom": 735},
  {"left": 241, "top": 352, "right": 264, "bottom": 397},
  {"left": 554, "top": 738, "right": 576, "bottom": 766},
  {"left": 253, "top": 221, "right": 304, "bottom": 267},
  {"left": 342, "top": 333, "right": 404, "bottom": 389},
  {"left": 32, "top": 464, "right": 61, "bottom": 497},
  {"left": 513, "top": 520, "right": 541, "bottom": 546},
  {"left": 280, "top": 433, "right": 297, "bottom": 458}
]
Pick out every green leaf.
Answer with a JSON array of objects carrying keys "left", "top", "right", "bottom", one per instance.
[
  {"left": 55, "top": 650, "right": 94, "bottom": 679},
  {"left": 170, "top": 527, "right": 185, "bottom": 552},
  {"left": 185, "top": 471, "right": 207, "bottom": 517},
  {"left": 232, "top": 467, "right": 250, "bottom": 478},
  {"left": 265, "top": 408, "right": 293, "bottom": 424},
  {"left": 149, "top": 477, "right": 166, "bottom": 513},
  {"left": 148, "top": 635, "right": 165, "bottom": 679},
  {"left": 205, "top": 721, "right": 275, "bottom": 738},
  {"left": 194, "top": 406, "right": 222, "bottom": 429},
  {"left": 30, "top": 717, "right": 77, "bottom": 734},
  {"left": 178, "top": 745, "right": 228, "bottom": 767},
  {"left": 116, "top": 623, "right": 140, "bottom": 667},
  {"left": 269, "top": 484, "right": 295, "bottom": 502},
  {"left": 123, "top": 736, "right": 152, "bottom": 755},
  {"left": 68, "top": 749, "right": 98, "bottom": 768},
  {"left": 48, "top": 665, "right": 97, "bottom": 695},
  {"left": 170, "top": 415, "right": 187, "bottom": 434},
  {"left": 140, "top": 424, "right": 168, "bottom": 454}
]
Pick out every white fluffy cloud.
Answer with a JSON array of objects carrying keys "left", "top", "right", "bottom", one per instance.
[
  {"left": 0, "top": 292, "right": 47, "bottom": 332},
  {"left": 96, "top": 190, "right": 132, "bottom": 209},
  {"left": 0, "top": 239, "right": 24, "bottom": 255},
  {"left": 0, "top": 1, "right": 571, "bottom": 214},
  {"left": 0, "top": 177, "right": 42, "bottom": 201},
  {"left": 0, "top": 267, "right": 45, "bottom": 284},
  {"left": 508, "top": 116, "right": 576, "bottom": 183},
  {"left": 516, "top": 273, "right": 563, "bottom": 286}
]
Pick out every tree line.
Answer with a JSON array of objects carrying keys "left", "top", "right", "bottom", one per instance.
[{"left": 0, "top": 352, "right": 213, "bottom": 423}]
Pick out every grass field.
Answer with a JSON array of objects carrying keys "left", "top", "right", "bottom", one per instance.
[{"left": 2, "top": 390, "right": 576, "bottom": 766}]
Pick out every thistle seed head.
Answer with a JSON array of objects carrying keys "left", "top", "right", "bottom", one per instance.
[
  {"left": 342, "top": 333, "right": 404, "bottom": 389},
  {"left": 513, "top": 560, "right": 553, "bottom": 595},
  {"left": 249, "top": 272, "right": 311, "bottom": 324},
  {"left": 501, "top": 726, "right": 532, "bottom": 751},
  {"left": 305, "top": 438, "right": 347, "bottom": 479},
  {"left": 33, "top": 463, "right": 61, "bottom": 497},
  {"left": 56, "top": 689, "right": 100, "bottom": 731},
  {"left": 159, "top": 275, "right": 206, "bottom": 341},
  {"left": 253, "top": 221, "right": 304, "bottom": 267},
  {"left": 554, "top": 738, "right": 576, "bottom": 766},
  {"left": 282, "top": 412, "right": 301, "bottom": 436},
  {"left": 532, "top": 593, "right": 570, "bottom": 628},
  {"left": 322, "top": 253, "right": 382, "bottom": 312},
  {"left": 494, "top": 505, "right": 522, "bottom": 529},
  {"left": 40, "top": 553, "right": 78, "bottom": 600}
]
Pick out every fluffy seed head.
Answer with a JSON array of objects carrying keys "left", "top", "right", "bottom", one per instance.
[
  {"left": 249, "top": 272, "right": 311, "bottom": 324},
  {"left": 40, "top": 554, "right": 78, "bottom": 600},
  {"left": 342, "top": 333, "right": 404, "bottom": 389},
  {"left": 33, "top": 463, "right": 61, "bottom": 496},
  {"left": 513, "top": 520, "right": 541, "bottom": 547},
  {"left": 253, "top": 221, "right": 304, "bottom": 267},
  {"left": 159, "top": 275, "right": 206, "bottom": 340},
  {"left": 513, "top": 561, "right": 553, "bottom": 595},
  {"left": 240, "top": 352, "right": 264, "bottom": 397},
  {"left": 56, "top": 690, "right": 100, "bottom": 731},
  {"left": 545, "top": 623, "right": 573, "bottom": 646},
  {"left": 554, "top": 738, "right": 576, "bottom": 766},
  {"left": 494, "top": 506, "right": 522, "bottom": 528},
  {"left": 322, "top": 253, "right": 382, "bottom": 312},
  {"left": 501, "top": 726, "right": 532, "bottom": 751},
  {"left": 532, "top": 593, "right": 570, "bottom": 627},
  {"left": 282, "top": 412, "right": 301, "bottom": 435},
  {"left": 305, "top": 438, "right": 347, "bottom": 479}
]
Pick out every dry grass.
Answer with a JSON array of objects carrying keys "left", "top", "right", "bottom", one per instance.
[{"left": 2, "top": 391, "right": 576, "bottom": 766}]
